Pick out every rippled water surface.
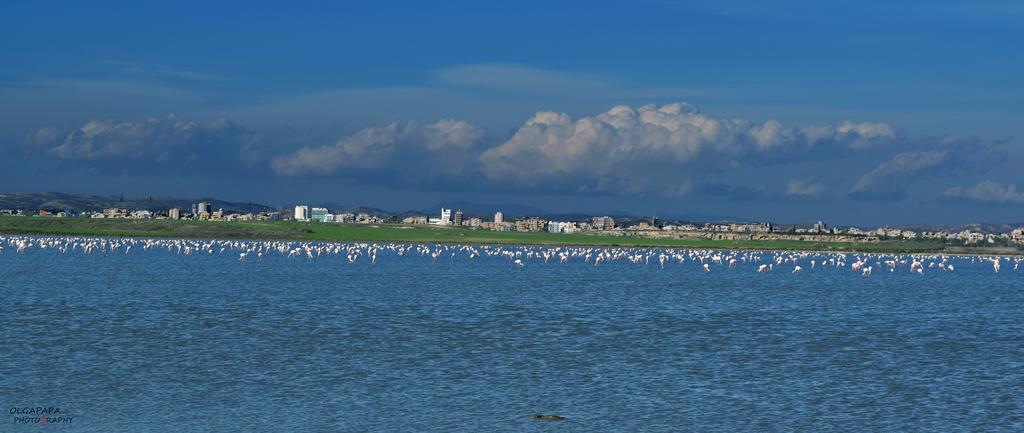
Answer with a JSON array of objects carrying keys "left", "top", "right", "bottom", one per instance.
[{"left": 2, "top": 239, "right": 1023, "bottom": 432}]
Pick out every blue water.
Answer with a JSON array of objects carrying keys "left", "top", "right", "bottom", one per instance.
[{"left": 2, "top": 239, "right": 1023, "bottom": 432}]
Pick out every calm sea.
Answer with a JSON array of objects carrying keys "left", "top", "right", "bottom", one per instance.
[{"left": 2, "top": 238, "right": 1023, "bottom": 432}]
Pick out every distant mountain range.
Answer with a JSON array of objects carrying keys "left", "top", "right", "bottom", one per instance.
[{"left": 0, "top": 192, "right": 276, "bottom": 214}]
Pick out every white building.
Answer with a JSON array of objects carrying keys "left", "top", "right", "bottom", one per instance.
[
  {"left": 103, "top": 208, "right": 126, "bottom": 218},
  {"left": 494, "top": 211, "right": 503, "bottom": 224},
  {"left": 168, "top": 208, "right": 180, "bottom": 220},
  {"left": 294, "top": 205, "right": 309, "bottom": 221},
  {"left": 440, "top": 208, "right": 452, "bottom": 225},
  {"left": 547, "top": 221, "right": 574, "bottom": 233},
  {"left": 311, "top": 207, "right": 329, "bottom": 222}
]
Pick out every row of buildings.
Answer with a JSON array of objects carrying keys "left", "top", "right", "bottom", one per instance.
[
  {"left": 292, "top": 205, "right": 392, "bottom": 224},
  {"left": 4, "top": 202, "right": 1023, "bottom": 245},
  {"left": 287, "top": 205, "right": 1024, "bottom": 245},
  {"left": 396, "top": 209, "right": 616, "bottom": 234},
  {"left": 10, "top": 203, "right": 284, "bottom": 222}
]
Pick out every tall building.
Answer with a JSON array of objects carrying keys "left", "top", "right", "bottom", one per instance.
[
  {"left": 813, "top": 220, "right": 828, "bottom": 234},
  {"left": 516, "top": 217, "right": 548, "bottom": 232},
  {"left": 197, "top": 202, "right": 211, "bottom": 214},
  {"left": 311, "top": 207, "right": 329, "bottom": 222},
  {"left": 294, "top": 205, "right": 309, "bottom": 221},
  {"left": 440, "top": 208, "right": 452, "bottom": 225},
  {"left": 168, "top": 208, "right": 180, "bottom": 220},
  {"left": 494, "top": 211, "right": 503, "bottom": 224},
  {"left": 454, "top": 209, "right": 464, "bottom": 226},
  {"left": 592, "top": 216, "right": 615, "bottom": 231}
]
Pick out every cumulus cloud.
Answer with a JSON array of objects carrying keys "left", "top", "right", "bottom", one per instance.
[
  {"left": 787, "top": 179, "right": 826, "bottom": 197},
  {"left": 271, "top": 119, "right": 486, "bottom": 179},
  {"left": 28, "top": 103, "right": 1006, "bottom": 204},
  {"left": 849, "top": 137, "right": 1006, "bottom": 201},
  {"left": 25, "top": 115, "right": 276, "bottom": 175},
  {"left": 943, "top": 181, "right": 1024, "bottom": 205},
  {"left": 480, "top": 103, "right": 899, "bottom": 194}
]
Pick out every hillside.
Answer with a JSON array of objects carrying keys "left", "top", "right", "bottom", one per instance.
[{"left": 0, "top": 192, "right": 277, "bottom": 214}]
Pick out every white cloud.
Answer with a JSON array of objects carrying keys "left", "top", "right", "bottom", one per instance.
[
  {"left": 36, "top": 115, "right": 238, "bottom": 160},
  {"left": 849, "top": 136, "right": 1007, "bottom": 200},
  {"left": 26, "top": 115, "right": 280, "bottom": 175},
  {"left": 943, "top": 181, "right": 1024, "bottom": 204},
  {"left": 850, "top": 150, "right": 950, "bottom": 199},
  {"left": 31, "top": 103, "right": 1007, "bottom": 203},
  {"left": 480, "top": 103, "right": 899, "bottom": 193},
  {"left": 834, "top": 121, "right": 900, "bottom": 149},
  {"left": 271, "top": 119, "right": 485, "bottom": 177}
]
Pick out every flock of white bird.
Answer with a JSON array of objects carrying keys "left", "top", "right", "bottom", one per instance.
[{"left": 1, "top": 235, "right": 1021, "bottom": 276}]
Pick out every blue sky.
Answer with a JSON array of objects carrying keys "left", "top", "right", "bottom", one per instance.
[{"left": 1, "top": 0, "right": 1022, "bottom": 224}]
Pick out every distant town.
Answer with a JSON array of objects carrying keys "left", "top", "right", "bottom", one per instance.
[{"left": 2, "top": 199, "right": 1023, "bottom": 247}]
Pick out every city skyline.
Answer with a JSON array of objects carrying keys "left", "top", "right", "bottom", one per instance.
[
  {"left": 2, "top": 1, "right": 1023, "bottom": 225},
  {"left": 6, "top": 192, "right": 1022, "bottom": 237},
  {"left": 8, "top": 199, "right": 1023, "bottom": 248}
]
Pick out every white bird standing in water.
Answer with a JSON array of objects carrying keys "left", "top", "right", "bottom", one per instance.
[{"left": 0, "top": 235, "right": 1017, "bottom": 285}]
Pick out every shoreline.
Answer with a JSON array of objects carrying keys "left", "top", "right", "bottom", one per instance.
[{"left": 2, "top": 216, "right": 1021, "bottom": 256}]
